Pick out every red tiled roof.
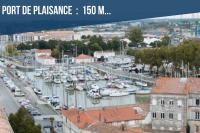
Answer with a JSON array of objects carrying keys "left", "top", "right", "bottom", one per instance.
[
  {"left": 37, "top": 55, "right": 55, "bottom": 59},
  {"left": 151, "top": 77, "right": 188, "bottom": 95},
  {"left": 87, "top": 123, "right": 144, "bottom": 133},
  {"left": 62, "top": 108, "right": 97, "bottom": 129},
  {"left": 152, "top": 77, "right": 200, "bottom": 95},
  {"left": 186, "top": 77, "right": 200, "bottom": 93},
  {"left": 62, "top": 105, "right": 145, "bottom": 129},
  {"left": 35, "top": 49, "right": 51, "bottom": 53},
  {"left": 75, "top": 54, "right": 93, "bottom": 59}
]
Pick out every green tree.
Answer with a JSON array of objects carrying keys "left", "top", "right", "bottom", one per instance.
[
  {"left": 128, "top": 27, "right": 144, "bottom": 47},
  {"left": 108, "top": 37, "right": 121, "bottom": 51},
  {"left": 161, "top": 35, "right": 171, "bottom": 46},
  {"left": 51, "top": 45, "right": 60, "bottom": 59},
  {"left": 9, "top": 107, "right": 41, "bottom": 133},
  {"left": 5, "top": 44, "right": 18, "bottom": 56}
]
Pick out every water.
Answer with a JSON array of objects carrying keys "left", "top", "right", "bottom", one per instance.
[{"left": 26, "top": 72, "right": 136, "bottom": 109}]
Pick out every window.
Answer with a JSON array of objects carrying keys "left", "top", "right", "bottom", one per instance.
[
  {"left": 169, "top": 113, "right": 173, "bottom": 119},
  {"left": 161, "top": 113, "right": 165, "bottom": 119},
  {"left": 178, "top": 113, "right": 182, "bottom": 120},
  {"left": 177, "top": 100, "right": 182, "bottom": 107},
  {"left": 152, "top": 112, "right": 156, "bottom": 119},
  {"left": 152, "top": 99, "right": 157, "bottom": 105},
  {"left": 195, "top": 112, "right": 200, "bottom": 120},
  {"left": 161, "top": 100, "right": 165, "bottom": 105},
  {"left": 169, "top": 100, "right": 174, "bottom": 105},
  {"left": 196, "top": 99, "right": 200, "bottom": 106}
]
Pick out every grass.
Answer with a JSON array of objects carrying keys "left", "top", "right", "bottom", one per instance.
[{"left": 135, "top": 94, "right": 150, "bottom": 104}]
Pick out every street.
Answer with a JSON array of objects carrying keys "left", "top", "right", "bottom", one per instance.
[{"left": 0, "top": 78, "right": 19, "bottom": 115}]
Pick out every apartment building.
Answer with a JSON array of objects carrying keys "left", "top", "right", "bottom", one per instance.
[
  {"left": 150, "top": 77, "right": 200, "bottom": 133},
  {"left": 187, "top": 78, "right": 200, "bottom": 133},
  {"left": 150, "top": 78, "right": 187, "bottom": 132}
]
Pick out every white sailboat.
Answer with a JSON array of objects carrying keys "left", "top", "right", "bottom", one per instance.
[
  {"left": 109, "top": 91, "right": 129, "bottom": 97},
  {"left": 135, "top": 81, "right": 147, "bottom": 87}
]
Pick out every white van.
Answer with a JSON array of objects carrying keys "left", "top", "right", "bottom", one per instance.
[{"left": 14, "top": 88, "right": 25, "bottom": 97}]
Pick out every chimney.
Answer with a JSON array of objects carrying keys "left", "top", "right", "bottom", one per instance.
[
  {"left": 99, "top": 112, "right": 101, "bottom": 121},
  {"left": 77, "top": 110, "right": 80, "bottom": 123},
  {"left": 121, "top": 124, "right": 127, "bottom": 131}
]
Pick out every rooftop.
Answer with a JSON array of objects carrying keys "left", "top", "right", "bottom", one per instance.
[
  {"left": 75, "top": 54, "right": 93, "bottom": 59},
  {"left": 152, "top": 77, "right": 188, "bottom": 95},
  {"left": 35, "top": 49, "right": 51, "bottom": 53},
  {"left": 151, "top": 77, "right": 200, "bottom": 95},
  {"left": 62, "top": 105, "right": 147, "bottom": 129},
  {"left": 37, "top": 55, "right": 55, "bottom": 59},
  {"left": 0, "top": 109, "right": 13, "bottom": 133},
  {"left": 186, "top": 77, "right": 200, "bottom": 93},
  {"left": 87, "top": 123, "right": 144, "bottom": 133}
]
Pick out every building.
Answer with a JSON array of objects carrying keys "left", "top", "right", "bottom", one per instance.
[
  {"left": 36, "top": 55, "right": 56, "bottom": 65},
  {"left": 107, "top": 55, "right": 133, "bottom": 69},
  {"left": 150, "top": 77, "right": 200, "bottom": 133},
  {"left": 93, "top": 51, "right": 115, "bottom": 61},
  {"left": 75, "top": 54, "right": 94, "bottom": 64},
  {"left": 12, "top": 30, "right": 75, "bottom": 43},
  {"left": 0, "top": 109, "right": 14, "bottom": 133},
  {"left": 35, "top": 49, "right": 52, "bottom": 57},
  {"left": 187, "top": 78, "right": 200, "bottom": 133},
  {"left": 35, "top": 49, "right": 55, "bottom": 65},
  {"left": 151, "top": 78, "right": 187, "bottom": 132},
  {"left": 62, "top": 105, "right": 151, "bottom": 133}
]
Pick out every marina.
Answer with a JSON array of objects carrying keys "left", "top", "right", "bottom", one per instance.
[{"left": 21, "top": 62, "right": 152, "bottom": 109}]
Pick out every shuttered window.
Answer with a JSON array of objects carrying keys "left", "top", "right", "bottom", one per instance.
[{"left": 161, "top": 113, "right": 165, "bottom": 119}]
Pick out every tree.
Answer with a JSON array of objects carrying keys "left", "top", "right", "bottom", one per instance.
[
  {"left": 5, "top": 44, "right": 18, "bottom": 56},
  {"left": 51, "top": 45, "right": 60, "bottom": 59},
  {"left": 161, "top": 35, "right": 171, "bottom": 46},
  {"left": 108, "top": 37, "right": 121, "bottom": 51},
  {"left": 8, "top": 107, "right": 41, "bottom": 133},
  {"left": 128, "top": 27, "right": 144, "bottom": 47}
]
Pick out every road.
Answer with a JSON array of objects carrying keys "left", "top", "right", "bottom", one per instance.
[
  {"left": 5, "top": 68, "right": 58, "bottom": 115},
  {"left": 0, "top": 79, "right": 19, "bottom": 115}
]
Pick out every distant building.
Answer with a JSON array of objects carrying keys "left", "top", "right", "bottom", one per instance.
[
  {"left": 35, "top": 49, "right": 55, "bottom": 65},
  {"left": 75, "top": 54, "right": 94, "bottom": 64},
  {"left": 12, "top": 31, "right": 75, "bottom": 43},
  {"left": 94, "top": 51, "right": 115, "bottom": 61},
  {"left": 35, "top": 49, "right": 52, "bottom": 57},
  {"left": 62, "top": 105, "right": 151, "bottom": 133},
  {"left": 150, "top": 77, "right": 200, "bottom": 133}
]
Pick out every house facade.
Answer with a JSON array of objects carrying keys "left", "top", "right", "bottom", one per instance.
[
  {"left": 35, "top": 49, "right": 56, "bottom": 65},
  {"left": 75, "top": 54, "right": 94, "bottom": 64},
  {"left": 150, "top": 77, "right": 200, "bottom": 133}
]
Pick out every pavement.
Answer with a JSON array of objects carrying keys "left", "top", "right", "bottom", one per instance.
[
  {"left": 0, "top": 60, "right": 63, "bottom": 133},
  {"left": 5, "top": 68, "right": 58, "bottom": 115},
  {"left": 0, "top": 78, "right": 19, "bottom": 115}
]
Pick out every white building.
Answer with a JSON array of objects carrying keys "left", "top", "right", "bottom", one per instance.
[
  {"left": 94, "top": 51, "right": 115, "bottom": 61},
  {"left": 35, "top": 49, "right": 55, "bottom": 65},
  {"left": 36, "top": 55, "right": 56, "bottom": 65},
  {"left": 12, "top": 31, "right": 75, "bottom": 43},
  {"left": 75, "top": 54, "right": 94, "bottom": 64}
]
